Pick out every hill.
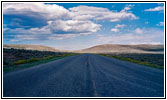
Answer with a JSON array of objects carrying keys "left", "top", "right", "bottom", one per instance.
[
  {"left": 4, "top": 44, "right": 164, "bottom": 54},
  {"left": 77, "top": 44, "right": 164, "bottom": 54},
  {"left": 4, "top": 44, "right": 60, "bottom": 52}
]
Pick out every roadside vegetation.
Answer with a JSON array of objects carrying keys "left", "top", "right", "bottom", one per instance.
[
  {"left": 3, "top": 48, "right": 78, "bottom": 72},
  {"left": 101, "top": 53, "right": 164, "bottom": 69}
]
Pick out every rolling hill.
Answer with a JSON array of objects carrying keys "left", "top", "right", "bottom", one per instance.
[
  {"left": 4, "top": 44, "right": 164, "bottom": 54},
  {"left": 77, "top": 44, "right": 164, "bottom": 54},
  {"left": 4, "top": 44, "right": 60, "bottom": 52}
]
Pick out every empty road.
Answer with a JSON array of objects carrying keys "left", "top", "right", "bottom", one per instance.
[{"left": 3, "top": 54, "right": 164, "bottom": 97}]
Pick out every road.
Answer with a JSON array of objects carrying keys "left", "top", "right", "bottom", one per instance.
[{"left": 3, "top": 54, "right": 164, "bottom": 97}]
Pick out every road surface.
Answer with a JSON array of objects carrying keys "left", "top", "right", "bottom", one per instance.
[{"left": 3, "top": 54, "right": 164, "bottom": 97}]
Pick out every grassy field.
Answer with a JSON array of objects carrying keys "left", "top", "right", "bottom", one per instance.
[
  {"left": 101, "top": 53, "right": 164, "bottom": 69},
  {"left": 3, "top": 48, "right": 78, "bottom": 72}
]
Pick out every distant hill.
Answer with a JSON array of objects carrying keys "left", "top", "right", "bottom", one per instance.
[
  {"left": 4, "top": 44, "right": 60, "bottom": 52},
  {"left": 77, "top": 44, "right": 164, "bottom": 54},
  {"left": 4, "top": 44, "right": 164, "bottom": 54}
]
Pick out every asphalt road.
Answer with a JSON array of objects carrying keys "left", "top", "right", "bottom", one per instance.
[{"left": 3, "top": 54, "right": 164, "bottom": 97}]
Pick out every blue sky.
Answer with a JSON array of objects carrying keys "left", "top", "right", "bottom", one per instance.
[{"left": 3, "top": 3, "right": 164, "bottom": 50}]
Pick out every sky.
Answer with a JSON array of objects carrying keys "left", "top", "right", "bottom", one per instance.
[{"left": 3, "top": 3, "right": 164, "bottom": 50}]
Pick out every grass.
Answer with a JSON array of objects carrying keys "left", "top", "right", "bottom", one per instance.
[
  {"left": 3, "top": 54, "right": 78, "bottom": 73},
  {"left": 101, "top": 54, "right": 164, "bottom": 70},
  {"left": 13, "top": 58, "right": 40, "bottom": 65}
]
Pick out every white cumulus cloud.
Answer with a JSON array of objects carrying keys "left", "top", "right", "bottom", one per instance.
[
  {"left": 3, "top": 3, "right": 69, "bottom": 19},
  {"left": 144, "top": 6, "right": 164, "bottom": 11},
  {"left": 49, "top": 20, "right": 101, "bottom": 34},
  {"left": 3, "top": 3, "right": 139, "bottom": 41},
  {"left": 3, "top": 19, "right": 101, "bottom": 41},
  {"left": 69, "top": 5, "right": 138, "bottom": 22},
  {"left": 3, "top": 3, "right": 138, "bottom": 22}
]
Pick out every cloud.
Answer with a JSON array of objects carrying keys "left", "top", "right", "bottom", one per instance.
[
  {"left": 97, "top": 28, "right": 164, "bottom": 45},
  {"left": 144, "top": 6, "right": 164, "bottom": 11},
  {"left": 156, "top": 22, "right": 164, "bottom": 26},
  {"left": 3, "top": 19, "right": 101, "bottom": 41},
  {"left": 3, "top": 3, "right": 69, "bottom": 29},
  {"left": 110, "top": 24, "right": 126, "bottom": 33},
  {"left": 3, "top": 27, "right": 52, "bottom": 41},
  {"left": 111, "top": 28, "right": 119, "bottom": 32},
  {"left": 48, "top": 20, "right": 101, "bottom": 34},
  {"left": 9, "top": 34, "right": 80, "bottom": 42},
  {"left": 69, "top": 5, "right": 138, "bottom": 22},
  {"left": 115, "top": 24, "right": 126, "bottom": 28},
  {"left": 3, "top": 3, "right": 69, "bottom": 20},
  {"left": 3, "top": 3, "right": 138, "bottom": 23},
  {"left": 4, "top": 26, "right": 51, "bottom": 34},
  {"left": 135, "top": 28, "right": 144, "bottom": 34},
  {"left": 3, "top": 3, "right": 139, "bottom": 42},
  {"left": 3, "top": 27, "right": 80, "bottom": 42},
  {"left": 121, "top": 4, "right": 134, "bottom": 12}
]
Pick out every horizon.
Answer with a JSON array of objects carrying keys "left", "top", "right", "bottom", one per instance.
[
  {"left": 3, "top": 43, "right": 164, "bottom": 51},
  {"left": 3, "top": 2, "right": 164, "bottom": 50}
]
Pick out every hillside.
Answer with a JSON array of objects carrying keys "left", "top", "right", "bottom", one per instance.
[
  {"left": 4, "top": 44, "right": 60, "bottom": 52},
  {"left": 77, "top": 44, "right": 164, "bottom": 54},
  {"left": 4, "top": 44, "right": 164, "bottom": 54}
]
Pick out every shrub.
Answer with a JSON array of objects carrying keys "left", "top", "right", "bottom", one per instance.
[
  {"left": 43, "top": 55, "right": 53, "bottom": 59},
  {"left": 13, "top": 58, "right": 40, "bottom": 65},
  {"left": 56, "top": 55, "right": 64, "bottom": 57},
  {"left": 13, "top": 60, "right": 27, "bottom": 65},
  {"left": 27, "top": 58, "right": 40, "bottom": 63}
]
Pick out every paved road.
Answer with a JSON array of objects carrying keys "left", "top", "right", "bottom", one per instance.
[{"left": 3, "top": 54, "right": 164, "bottom": 97}]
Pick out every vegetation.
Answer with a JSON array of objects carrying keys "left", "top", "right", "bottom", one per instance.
[
  {"left": 101, "top": 53, "right": 164, "bottom": 69},
  {"left": 13, "top": 58, "right": 40, "bottom": 65},
  {"left": 3, "top": 48, "right": 78, "bottom": 72}
]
